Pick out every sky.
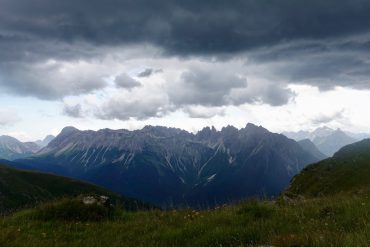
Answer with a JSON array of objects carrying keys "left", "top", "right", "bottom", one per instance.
[{"left": 1, "top": 0, "right": 370, "bottom": 141}]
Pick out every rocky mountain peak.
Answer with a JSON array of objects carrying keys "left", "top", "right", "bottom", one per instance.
[
  {"left": 60, "top": 126, "right": 80, "bottom": 135},
  {"left": 220, "top": 125, "right": 238, "bottom": 133},
  {"left": 311, "top": 126, "right": 334, "bottom": 138},
  {"left": 141, "top": 125, "right": 188, "bottom": 138},
  {"left": 242, "top": 123, "right": 269, "bottom": 134}
]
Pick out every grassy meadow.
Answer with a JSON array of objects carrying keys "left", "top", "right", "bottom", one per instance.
[{"left": 0, "top": 193, "right": 368, "bottom": 247}]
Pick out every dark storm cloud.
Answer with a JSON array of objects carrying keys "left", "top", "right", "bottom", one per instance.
[
  {"left": 1, "top": 0, "right": 370, "bottom": 55},
  {"left": 248, "top": 37, "right": 370, "bottom": 90},
  {"left": 1, "top": 0, "right": 370, "bottom": 102}
]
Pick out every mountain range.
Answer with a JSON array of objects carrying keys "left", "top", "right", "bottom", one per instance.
[
  {"left": 15, "top": 123, "right": 321, "bottom": 207},
  {"left": 283, "top": 126, "right": 358, "bottom": 157},
  {"left": 0, "top": 128, "right": 368, "bottom": 245},
  {"left": 0, "top": 135, "right": 54, "bottom": 161}
]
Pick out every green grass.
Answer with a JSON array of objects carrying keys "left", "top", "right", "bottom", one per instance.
[
  {"left": 0, "top": 193, "right": 368, "bottom": 247},
  {"left": 285, "top": 139, "right": 370, "bottom": 198}
]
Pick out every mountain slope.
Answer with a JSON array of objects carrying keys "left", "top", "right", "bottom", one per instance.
[
  {"left": 285, "top": 138, "right": 370, "bottom": 198},
  {"left": 0, "top": 163, "right": 147, "bottom": 214},
  {"left": 16, "top": 124, "right": 319, "bottom": 207},
  {"left": 0, "top": 136, "right": 40, "bottom": 160},
  {"left": 35, "top": 135, "right": 55, "bottom": 148},
  {"left": 298, "top": 139, "right": 327, "bottom": 160},
  {"left": 283, "top": 127, "right": 358, "bottom": 157}
]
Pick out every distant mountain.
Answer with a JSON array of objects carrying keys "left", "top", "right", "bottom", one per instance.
[
  {"left": 313, "top": 129, "right": 357, "bottom": 157},
  {"left": 0, "top": 163, "right": 147, "bottom": 214},
  {"left": 16, "top": 124, "right": 320, "bottom": 207},
  {"left": 22, "top": 142, "right": 41, "bottom": 153},
  {"left": 345, "top": 131, "right": 370, "bottom": 140},
  {"left": 297, "top": 139, "right": 327, "bottom": 160},
  {"left": 0, "top": 135, "right": 41, "bottom": 160},
  {"left": 35, "top": 135, "right": 55, "bottom": 148},
  {"left": 285, "top": 138, "right": 370, "bottom": 198},
  {"left": 283, "top": 127, "right": 358, "bottom": 157}
]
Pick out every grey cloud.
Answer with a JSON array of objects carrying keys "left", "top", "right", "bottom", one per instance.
[
  {"left": 228, "top": 83, "right": 295, "bottom": 106},
  {"left": 168, "top": 66, "right": 294, "bottom": 107},
  {"left": 137, "top": 68, "right": 163, "bottom": 78},
  {"left": 0, "top": 62, "right": 107, "bottom": 100},
  {"left": 114, "top": 73, "right": 141, "bottom": 89},
  {"left": 93, "top": 64, "right": 295, "bottom": 121},
  {"left": 96, "top": 92, "right": 170, "bottom": 121},
  {"left": 63, "top": 104, "right": 84, "bottom": 118},
  {"left": 169, "top": 66, "right": 247, "bottom": 106},
  {"left": 262, "top": 85, "right": 295, "bottom": 106},
  {"left": 2, "top": 0, "right": 370, "bottom": 110},
  {"left": 248, "top": 37, "right": 370, "bottom": 90},
  {"left": 311, "top": 110, "right": 345, "bottom": 124},
  {"left": 0, "top": 0, "right": 370, "bottom": 100},
  {"left": 137, "top": 69, "right": 153, "bottom": 78}
]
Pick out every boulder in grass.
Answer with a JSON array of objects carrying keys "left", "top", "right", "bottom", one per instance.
[
  {"left": 82, "top": 195, "right": 111, "bottom": 207},
  {"left": 82, "top": 196, "right": 98, "bottom": 205},
  {"left": 34, "top": 196, "right": 116, "bottom": 221}
]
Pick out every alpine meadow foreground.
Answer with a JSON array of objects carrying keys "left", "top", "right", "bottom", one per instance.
[{"left": 0, "top": 193, "right": 368, "bottom": 247}]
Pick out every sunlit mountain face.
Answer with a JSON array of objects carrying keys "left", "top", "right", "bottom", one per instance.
[{"left": 0, "top": 0, "right": 370, "bottom": 140}]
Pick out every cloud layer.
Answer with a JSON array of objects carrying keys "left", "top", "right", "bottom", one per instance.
[
  {"left": 1, "top": 0, "right": 370, "bottom": 122},
  {"left": 2, "top": 0, "right": 370, "bottom": 54}
]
